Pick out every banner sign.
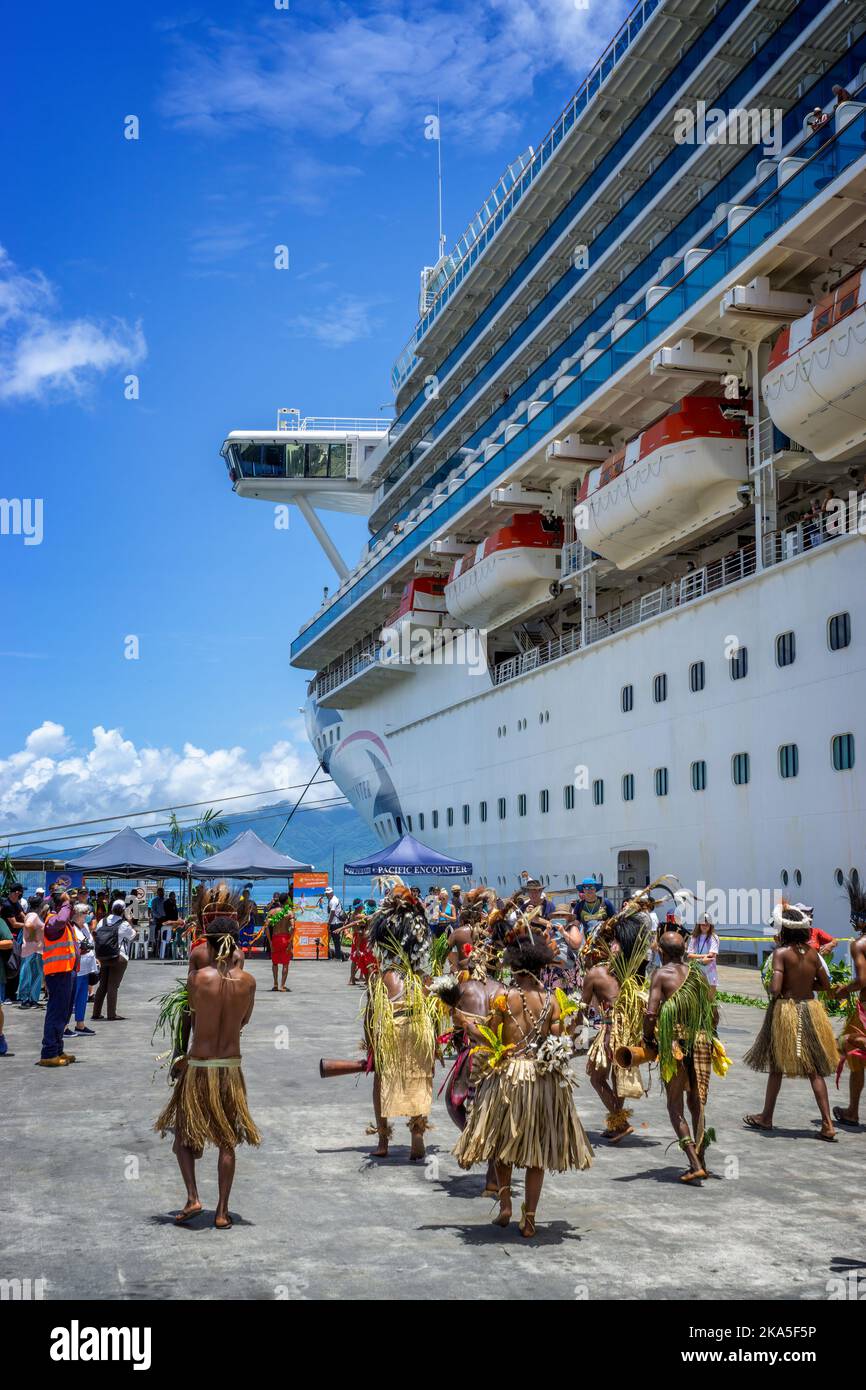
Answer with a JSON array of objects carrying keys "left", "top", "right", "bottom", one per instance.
[{"left": 292, "top": 871, "right": 330, "bottom": 960}]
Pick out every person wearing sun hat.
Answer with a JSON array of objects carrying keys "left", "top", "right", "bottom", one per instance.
[{"left": 743, "top": 903, "right": 839, "bottom": 1141}]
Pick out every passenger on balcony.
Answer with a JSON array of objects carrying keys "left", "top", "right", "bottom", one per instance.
[
  {"left": 832, "top": 84, "right": 851, "bottom": 106},
  {"left": 806, "top": 106, "right": 829, "bottom": 134}
]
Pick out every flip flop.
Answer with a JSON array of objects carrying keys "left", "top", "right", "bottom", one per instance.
[
  {"left": 742, "top": 1114, "right": 772, "bottom": 1132},
  {"left": 174, "top": 1203, "right": 203, "bottom": 1225},
  {"left": 680, "top": 1168, "right": 708, "bottom": 1184},
  {"left": 833, "top": 1106, "right": 859, "bottom": 1127},
  {"left": 817, "top": 1129, "right": 838, "bottom": 1142}
]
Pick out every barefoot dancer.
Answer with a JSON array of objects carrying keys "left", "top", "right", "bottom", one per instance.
[
  {"left": 365, "top": 887, "right": 437, "bottom": 1161},
  {"left": 155, "top": 886, "right": 260, "bottom": 1228},
  {"left": 743, "top": 904, "right": 839, "bottom": 1142},
  {"left": 644, "top": 928, "right": 718, "bottom": 1184},
  {"left": 266, "top": 893, "right": 294, "bottom": 992},
  {"left": 581, "top": 914, "right": 652, "bottom": 1143},
  {"left": 832, "top": 878, "right": 866, "bottom": 1127},
  {"left": 455, "top": 925, "right": 593, "bottom": 1238}
]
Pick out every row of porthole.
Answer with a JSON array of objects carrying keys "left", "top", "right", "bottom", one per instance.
[
  {"left": 383, "top": 734, "right": 856, "bottom": 833},
  {"left": 498, "top": 711, "right": 551, "bottom": 737},
  {"left": 622, "top": 613, "right": 852, "bottom": 712}
]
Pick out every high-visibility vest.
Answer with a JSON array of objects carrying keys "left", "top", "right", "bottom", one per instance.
[{"left": 43, "top": 924, "right": 76, "bottom": 975}]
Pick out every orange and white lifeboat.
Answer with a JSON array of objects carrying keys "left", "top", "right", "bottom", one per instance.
[
  {"left": 382, "top": 577, "right": 448, "bottom": 639},
  {"left": 445, "top": 512, "right": 564, "bottom": 630},
  {"left": 762, "top": 270, "right": 866, "bottom": 460},
  {"left": 575, "top": 396, "right": 748, "bottom": 570}
]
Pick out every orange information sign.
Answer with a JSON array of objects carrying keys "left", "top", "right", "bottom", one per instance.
[{"left": 292, "top": 871, "right": 330, "bottom": 960}]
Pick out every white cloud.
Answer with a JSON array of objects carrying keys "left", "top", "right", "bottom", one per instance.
[
  {"left": 0, "top": 721, "right": 327, "bottom": 841},
  {"left": 286, "top": 293, "right": 384, "bottom": 348},
  {"left": 0, "top": 246, "right": 147, "bottom": 403},
  {"left": 159, "top": 0, "right": 633, "bottom": 151}
]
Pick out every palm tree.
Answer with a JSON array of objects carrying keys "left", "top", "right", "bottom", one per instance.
[
  {"left": 167, "top": 809, "right": 229, "bottom": 910},
  {"left": 167, "top": 808, "right": 228, "bottom": 861}
]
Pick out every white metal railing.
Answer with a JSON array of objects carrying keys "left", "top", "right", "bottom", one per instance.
[
  {"left": 299, "top": 416, "right": 391, "bottom": 434},
  {"left": 490, "top": 488, "right": 866, "bottom": 689},
  {"left": 749, "top": 416, "right": 808, "bottom": 473},
  {"left": 315, "top": 645, "right": 383, "bottom": 698},
  {"left": 561, "top": 538, "right": 595, "bottom": 577},
  {"left": 276, "top": 408, "right": 391, "bottom": 434}
]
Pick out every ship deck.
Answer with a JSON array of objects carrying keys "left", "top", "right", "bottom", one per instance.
[{"left": 5, "top": 959, "right": 861, "bottom": 1300}]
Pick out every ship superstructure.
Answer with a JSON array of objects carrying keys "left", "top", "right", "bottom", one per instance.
[{"left": 222, "top": 0, "right": 866, "bottom": 946}]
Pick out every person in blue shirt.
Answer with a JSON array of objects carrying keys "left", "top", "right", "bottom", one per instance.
[{"left": 572, "top": 878, "right": 616, "bottom": 936}]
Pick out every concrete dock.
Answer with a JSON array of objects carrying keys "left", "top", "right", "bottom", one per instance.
[{"left": 3, "top": 959, "right": 863, "bottom": 1301}]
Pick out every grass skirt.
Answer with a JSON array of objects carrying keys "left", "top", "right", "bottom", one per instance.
[
  {"left": 380, "top": 1015, "right": 434, "bottom": 1119},
  {"left": 154, "top": 1061, "right": 262, "bottom": 1151},
  {"left": 454, "top": 1056, "right": 594, "bottom": 1173},
  {"left": 744, "top": 998, "right": 839, "bottom": 1078}
]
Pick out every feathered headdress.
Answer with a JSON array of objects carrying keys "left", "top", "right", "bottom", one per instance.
[
  {"left": 368, "top": 887, "right": 431, "bottom": 974},
  {"left": 845, "top": 876, "right": 866, "bottom": 930},
  {"left": 193, "top": 883, "right": 250, "bottom": 970}
]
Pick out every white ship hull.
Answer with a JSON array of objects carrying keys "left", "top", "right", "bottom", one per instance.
[{"left": 309, "top": 537, "right": 865, "bottom": 939}]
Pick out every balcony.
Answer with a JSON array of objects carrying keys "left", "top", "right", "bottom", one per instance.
[
  {"left": 375, "top": 3, "right": 852, "bottom": 526},
  {"left": 491, "top": 490, "right": 865, "bottom": 689},
  {"left": 314, "top": 644, "right": 413, "bottom": 708},
  {"left": 291, "top": 105, "right": 866, "bottom": 666}
]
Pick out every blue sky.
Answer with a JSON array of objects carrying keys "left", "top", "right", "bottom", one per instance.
[{"left": 0, "top": 0, "right": 629, "bottom": 836}]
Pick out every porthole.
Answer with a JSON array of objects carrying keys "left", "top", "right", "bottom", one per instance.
[
  {"left": 828, "top": 612, "right": 851, "bottom": 650},
  {"left": 794, "top": 869, "right": 802, "bottom": 886},
  {"left": 781, "top": 869, "right": 789, "bottom": 886},
  {"left": 835, "top": 868, "right": 844, "bottom": 886}
]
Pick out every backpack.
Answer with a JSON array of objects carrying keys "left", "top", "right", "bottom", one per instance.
[{"left": 94, "top": 918, "right": 120, "bottom": 961}]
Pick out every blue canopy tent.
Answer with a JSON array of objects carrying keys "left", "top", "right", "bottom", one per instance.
[
  {"left": 64, "top": 825, "right": 188, "bottom": 877},
  {"left": 189, "top": 829, "right": 312, "bottom": 880},
  {"left": 344, "top": 832, "right": 472, "bottom": 878}
]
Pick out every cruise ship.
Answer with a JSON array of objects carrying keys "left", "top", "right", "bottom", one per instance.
[{"left": 221, "top": 0, "right": 866, "bottom": 948}]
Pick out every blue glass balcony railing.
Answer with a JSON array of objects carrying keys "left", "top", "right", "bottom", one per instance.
[
  {"left": 292, "top": 105, "right": 866, "bottom": 663},
  {"left": 375, "top": 0, "right": 845, "bottom": 531},
  {"left": 385, "top": 0, "right": 827, "bottom": 449},
  {"left": 390, "top": 0, "right": 665, "bottom": 388}
]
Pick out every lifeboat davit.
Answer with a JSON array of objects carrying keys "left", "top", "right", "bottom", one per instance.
[
  {"left": 445, "top": 512, "right": 563, "bottom": 630},
  {"left": 762, "top": 270, "right": 866, "bottom": 460},
  {"left": 575, "top": 396, "right": 748, "bottom": 570}
]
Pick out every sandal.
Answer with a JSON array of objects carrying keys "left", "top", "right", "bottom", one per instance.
[
  {"left": 491, "top": 1185, "right": 512, "bottom": 1228},
  {"left": 817, "top": 1127, "right": 837, "bottom": 1142},
  {"left": 174, "top": 1201, "right": 202, "bottom": 1225},
  {"left": 518, "top": 1203, "right": 537, "bottom": 1238},
  {"left": 680, "top": 1168, "right": 708, "bottom": 1183},
  {"left": 833, "top": 1106, "right": 859, "bottom": 1127},
  {"left": 742, "top": 1114, "right": 772, "bottom": 1132}
]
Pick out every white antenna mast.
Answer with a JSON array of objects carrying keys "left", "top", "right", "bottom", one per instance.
[{"left": 436, "top": 98, "right": 446, "bottom": 261}]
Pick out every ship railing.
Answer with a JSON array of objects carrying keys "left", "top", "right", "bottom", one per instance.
[
  {"left": 277, "top": 415, "right": 390, "bottom": 434},
  {"left": 491, "top": 490, "right": 866, "bottom": 688},
  {"left": 761, "top": 493, "right": 863, "bottom": 565},
  {"left": 390, "top": 0, "right": 664, "bottom": 391},
  {"left": 749, "top": 418, "right": 809, "bottom": 473},
  {"left": 315, "top": 644, "right": 384, "bottom": 698},
  {"left": 561, "top": 538, "right": 596, "bottom": 577}
]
